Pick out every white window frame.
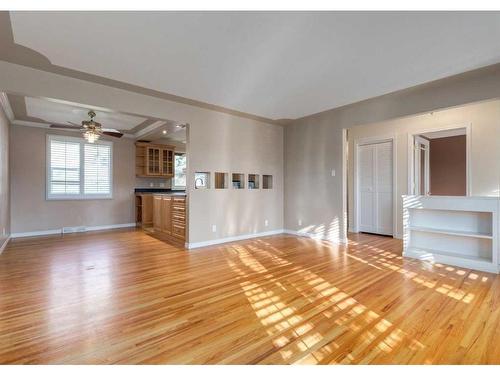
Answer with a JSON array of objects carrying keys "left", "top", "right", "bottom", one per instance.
[
  {"left": 46, "top": 134, "right": 113, "bottom": 200},
  {"left": 173, "top": 153, "right": 187, "bottom": 190}
]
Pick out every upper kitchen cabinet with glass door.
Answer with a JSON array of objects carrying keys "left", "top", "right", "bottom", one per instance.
[{"left": 136, "top": 142, "right": 175, "bottom": 178}]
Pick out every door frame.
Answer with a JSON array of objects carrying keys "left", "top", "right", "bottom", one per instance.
[
  {"left": 353, "top": 135, "right": 397, "bottom": 237},
  {"left": 414, "top": 135, "right": 430, "bottom": 195},
  {"left": 407, "top": 123, "right": 471, "bottom": 196}
]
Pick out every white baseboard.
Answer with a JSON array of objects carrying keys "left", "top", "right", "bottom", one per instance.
[
  {"left": 11, "top": 229, "right": 61, "bottom": 238},
  {"left": 187, "top": 229, "right": 285, "bottom": 249},
  {"left": 11, "top": 223, "right": 136, "bottom": 239},
  {"left": 284, "top": 229, "right": 348, "bottom": 244},
  {"left": 0, "top": 236, "right": 11, "bottom": 254}
]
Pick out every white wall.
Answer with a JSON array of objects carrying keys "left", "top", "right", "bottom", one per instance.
[{"left": 348, "top": 99, "right": 500, "bottom": 238}]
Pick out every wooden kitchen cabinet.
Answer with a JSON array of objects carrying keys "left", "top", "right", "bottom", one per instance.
[
  {"left": 161, "top": 196, "right": 172, "bottom": 235},
  {"left": 153, "top": 195, "right": 163, "bottom": 231},
  {"left": 152, "top": 195, "right": 186, "bottom": 243},
  {"left": 135, "top": 194, "right": 153, "bottom": 228},
  {"left": 136, "top": 142, "right": 175, "bottom": 178}
]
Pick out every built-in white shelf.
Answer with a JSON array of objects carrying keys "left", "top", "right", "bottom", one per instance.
[
  {"left": 403, "top": 195, "right": 499, "bottom": 274},
  {"left": 408, "top": 226, "right": 493, "bottom": 239},
  {"left": 405, "top": 246, "right": 497, "bottom": 274}
]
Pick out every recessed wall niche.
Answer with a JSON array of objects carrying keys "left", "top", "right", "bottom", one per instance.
[
  {"left": 232, "top": 173, "right": 244, "bottom": 189},
  {"left": 248, "top": 174, "right": 259, "bottom": 189},
  {"left": 262, "top": 175, "right": 273, "bottom": 189},
  {"left": 215, "top": 172, "right": 228, "bottom": 189},
  {"left": 194, "top": 172, "right": 210, "bottom": 189}
]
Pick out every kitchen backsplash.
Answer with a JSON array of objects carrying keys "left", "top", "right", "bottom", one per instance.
[{"left": 135, "top": 177, "right": 172, "bottom": 189}]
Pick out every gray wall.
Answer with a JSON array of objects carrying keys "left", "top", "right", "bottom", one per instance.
[
  {"left": 0, "top": 105, "right": 9, "bottom": 249},
  {"left": 285, "top": 64, "right": 500, "bottom": 242}
]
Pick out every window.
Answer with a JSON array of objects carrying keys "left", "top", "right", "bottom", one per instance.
[
  {"left": 47, "top": 135, "right": 113, "bottom": 200},
  {"left": 173, "top": 153, "right": 187, "bottom": 189}
]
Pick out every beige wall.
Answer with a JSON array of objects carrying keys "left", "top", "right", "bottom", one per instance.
[
  {"left": 0, "top": 105, "right": 9, "bottom": 248},
  {"left": 347, "top": 100, "right": 500, "bottom": 238},
  {"left": 10, "top": 126, "right": 136, "bottom": 233},
  {"left": 188, "top": 117, "right": 283, "bottom": 242},
  {"left": 285, "top": 63, "right": 500, "bottom": 242},
  {"left": 0, "top": 62, "right": 283, "bottom": 242}
]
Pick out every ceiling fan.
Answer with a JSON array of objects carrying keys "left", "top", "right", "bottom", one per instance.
[{"left": 50, "top": 110, "right": 124, "bottom": 143}]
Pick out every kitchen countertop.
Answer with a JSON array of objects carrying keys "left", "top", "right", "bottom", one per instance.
[{"left": 135, "top": 188, "right": 186, "bottom": 196}]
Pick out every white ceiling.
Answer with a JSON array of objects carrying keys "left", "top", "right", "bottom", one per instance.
[
  {"left": 24, "top": 97, "right": 147, "bottom": 130},
  {"left": 9, "top": 11, "right": 500, "bottom": 120}
]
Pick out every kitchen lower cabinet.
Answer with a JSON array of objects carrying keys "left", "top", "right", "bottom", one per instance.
[
  {"left": 152, "top": 195, "right": 186, "bottom": 243},
  {"left": 161, "top": 196, "right": 172, "bottom": 235},
  {"left": 135, "top": 194, "right": 153, "bottom": 227}
]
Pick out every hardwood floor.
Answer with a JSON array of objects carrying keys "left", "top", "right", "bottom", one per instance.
[{"left": 1, "top": 229, "right": 499, "bottom": 364}]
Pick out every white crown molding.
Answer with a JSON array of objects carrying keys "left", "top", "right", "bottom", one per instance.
[
  {"left": 12, "top": 119, "right": 52, "bottom": 129},
  {"left": 4, "top": 91, "right": 168, "bottom": 140},
  {"left": 0, "top": 92, "right": 15, "bottom": 122},
  {"left": 133, "top": 120, "right": 167, "bottom": 139},
  {"left": 12, "top": 117, "right": 162, "bottom": 140}
]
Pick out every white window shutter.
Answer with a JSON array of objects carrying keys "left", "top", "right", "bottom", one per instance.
[
  {"left": 49, "top": 139, "right": 81, "bottom": 195},
  {"left": 84, "top": 143, "right": 112, "bottom": 195},
  {"left": 47, "top": 135, "right": 113, "bottom": 199}
]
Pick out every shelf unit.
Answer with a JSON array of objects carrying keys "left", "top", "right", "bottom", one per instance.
[{"left": 403, "top": 195, "right": 499, "bottom": 274}]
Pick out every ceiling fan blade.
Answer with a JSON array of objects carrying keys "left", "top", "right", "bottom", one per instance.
[
  {"left": 101, "top": 128, "right": 121, "bottom": 133},
  {"left": 67, "top": 121, "right": 82, "bottom": 126},
  {"left": 50, "top": 124, "right": 82, "bottom": 130},
  {"left": 102, "top": 131, "right": 123, "bottom": 138}
]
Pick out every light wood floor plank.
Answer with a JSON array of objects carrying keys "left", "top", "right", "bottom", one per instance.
[{"left": 0, "top": 229, "right": 499, "bottom": 364}]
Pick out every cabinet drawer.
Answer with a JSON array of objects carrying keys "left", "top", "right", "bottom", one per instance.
[
  {"left": 172, "top": 213, "right": 185, "bottom": 222},
  {"left": 172, "top": 217, "right": 185, "bottom": 226},
  {"left": 173, "top": 197, "right": 186, "bottom": 203},
  {"left": 172, "top": 204, "right": 186, "bottom": 213},
  {"left": 172, "top": 224, "right": 185, "bottom": 239}
]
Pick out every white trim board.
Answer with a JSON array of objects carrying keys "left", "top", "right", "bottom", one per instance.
[
  {"left": 187, "top": 229, "right": 285, "bottom": 249},
  {"left": 0, "top": 236, "right": 11, "bottom": 254},
  {"left": 11, "top": 223, "right": 136, "bottom": 238},
  {"left": 188, "top": 229, "right": 349, "bottom": 250},
  {"left": 0, "top": 92, "right": 14, "bottom": 122}
]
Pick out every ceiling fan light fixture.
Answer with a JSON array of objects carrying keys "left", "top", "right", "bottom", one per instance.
[{"left": 84, "top": 129, "right": 100, "bottom": 143}]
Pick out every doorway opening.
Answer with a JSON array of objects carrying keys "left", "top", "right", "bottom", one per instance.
[{"left": 410, "top": 126, "right": 469, "bottom": 196}]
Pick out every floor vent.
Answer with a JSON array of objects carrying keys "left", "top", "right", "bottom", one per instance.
[{"left": 62, "top": 226, "right": 87, "bottom": 234}]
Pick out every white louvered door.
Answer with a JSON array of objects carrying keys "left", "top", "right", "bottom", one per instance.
[{"left": 358, "top": 140, "right": 393, "bottom": 236}]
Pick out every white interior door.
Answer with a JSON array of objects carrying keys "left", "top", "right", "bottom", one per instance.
[{"left": 357, "top": 141, "right": 393, "bottom": 236}]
